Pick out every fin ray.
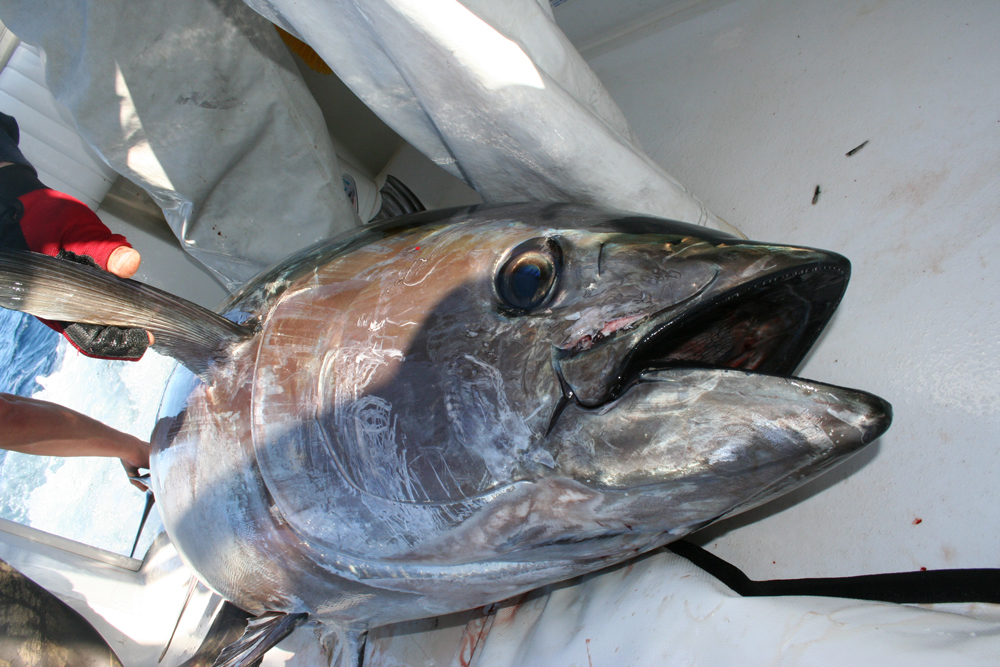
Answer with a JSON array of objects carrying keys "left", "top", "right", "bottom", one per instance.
[
  {"left": 212, "top": 611, "right": 308, "bottom": 667},
  {"left": 0, "top": 250, "right": 252, "bottom": 374}
]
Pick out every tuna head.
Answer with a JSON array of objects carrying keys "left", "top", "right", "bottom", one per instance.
[
  {"left": 0, "top": 202, "right": 892, "bottom": 634},
  {"left": 249, "top": 203, "right": 890, "bottom": 567}
]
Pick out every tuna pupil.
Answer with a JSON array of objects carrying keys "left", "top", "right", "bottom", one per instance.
[{"left": 512, "top": 262, "right": 544, "bottom": 303}]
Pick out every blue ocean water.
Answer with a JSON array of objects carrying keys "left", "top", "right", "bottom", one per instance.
[
  {"left": 0, "top": 308, "right": 61, "bottom": 397},
  {"left": 0, "top": 307, "right": 175, "bottom": 556}
]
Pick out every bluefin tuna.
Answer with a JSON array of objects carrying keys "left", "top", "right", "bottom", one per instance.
[{"left": 0, "top": 203, "right": 890, "bottom": 666}]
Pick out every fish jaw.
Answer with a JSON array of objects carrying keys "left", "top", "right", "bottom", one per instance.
[
  {"left": 365, "top": 369, "right": 889, "bottom": 573},
  {"left": 544, "top": 368, "right": 891, "bottom": 536},
  {"left": 349, "top": 369, "right": 890, "bottom": 569},
  {"left": 554, "top": 240, "right": 850, "bottom": 406}
]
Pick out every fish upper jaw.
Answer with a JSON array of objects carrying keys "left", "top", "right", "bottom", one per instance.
[
  {"left": 552, "top": 242, "right": 851, "bottom": 408},
  {"left": 558, "top": 311, "right": 652, "bottom": 353}
]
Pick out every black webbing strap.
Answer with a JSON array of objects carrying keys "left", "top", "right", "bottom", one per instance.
[{"left": 669, "top": 540, "right": 1000, "bottom": 605}]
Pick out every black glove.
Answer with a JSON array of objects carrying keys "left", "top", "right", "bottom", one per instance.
[{"left": 55, "top": 250, "right": 149, "bottom": 360}]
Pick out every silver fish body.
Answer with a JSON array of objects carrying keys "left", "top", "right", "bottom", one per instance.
[{"left": 147, "top": 202, "right": 890, "bottom": 633}]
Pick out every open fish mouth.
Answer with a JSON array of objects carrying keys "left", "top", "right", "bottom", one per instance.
[
  {"left": 545, "top": 243, "right": 889, "bottom": 507},
  {"left": 621, "top": 262, "right": 848, "bottom": 381},
  {"left": 556, "top": 249, "right": 852, "bottom": 408}
]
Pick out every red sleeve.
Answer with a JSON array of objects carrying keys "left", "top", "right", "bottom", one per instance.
[{"left": 17, "top": 188, "right": 130, "bottom": 269}]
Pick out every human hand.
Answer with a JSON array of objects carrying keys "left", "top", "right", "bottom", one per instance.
[
  {"left": 121, "top": 459, "right": 151, "bottom": 493},
  {"left": 15, "top": 188, "right": 155, "bottom": 357},
  {"left": 106, "top": 247, "right": 154, "bottom": 344},
  {"left": 119, "top": 436, "right": 151, "bottom": 492},
  {"left": 53, "top": 249, "right": 155, "bottom": 357},
  {"left": 107, "top": 245, "right": 142, "bottom": 279},
  {"left": 1, "top": 115, "right": 152, "bottom": 357}
]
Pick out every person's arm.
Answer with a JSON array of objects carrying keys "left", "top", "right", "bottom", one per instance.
[
  {"left": 0, "top": 162, "right": 143, "bottom": 279},
  {"left": 0, "top": 393, "right": 150, "bottom": 470}
]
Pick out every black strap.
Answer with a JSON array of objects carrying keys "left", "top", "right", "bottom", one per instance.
[{"left": 669, "top": 540, "right": 1000, "bottom": 605}]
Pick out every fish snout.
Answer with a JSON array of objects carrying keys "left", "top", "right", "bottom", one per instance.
[{"left": 824, "top": 387, "right": 893, "bottom": 448}]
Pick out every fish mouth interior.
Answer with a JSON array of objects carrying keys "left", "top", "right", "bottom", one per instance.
[{"left": 614, "top": 263, "right": 849, "bottom": 395}]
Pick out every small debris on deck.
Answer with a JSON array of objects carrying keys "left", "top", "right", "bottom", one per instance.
[
  {"left": 846, "top": 140, "right": 869, "bottom": 156},
  {"left": 812, "top": 185, "right": 821, "bottom": 205}
]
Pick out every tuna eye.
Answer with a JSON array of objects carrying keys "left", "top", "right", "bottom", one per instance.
[{"left": 496, "top": 238, "right": 561, "bottom": 312}]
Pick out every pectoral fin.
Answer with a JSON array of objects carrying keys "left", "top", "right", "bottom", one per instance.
[
  {"left": 0, "top": 249, "right": 253, "bottom": 375},
  {"left": 212, "top": 611, "right": 308, "bottom": 667}
]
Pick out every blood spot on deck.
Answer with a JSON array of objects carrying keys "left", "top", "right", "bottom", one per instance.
[{"left": 458, "top": 611, "right": 490, "bottom": 667}]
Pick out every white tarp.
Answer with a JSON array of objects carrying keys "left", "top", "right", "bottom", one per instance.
[
  {"left": 0, "top": 0, "right": 735, "bottom": 289},
  {"left": 0, "top": 0, "right": 363, "bottom": 289},
  {"left": 244, "top": 0, "right": 729, "bottom": 231},
  {"left": 361, "top": 549, "right": 1000, "bottom": 667}
]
